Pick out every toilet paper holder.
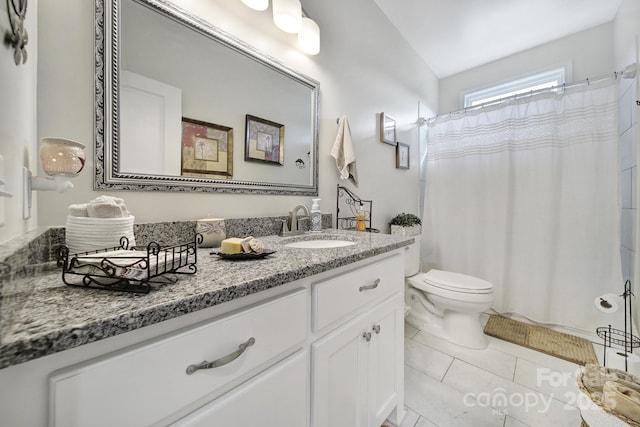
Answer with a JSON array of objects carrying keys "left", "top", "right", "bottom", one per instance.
[{"left": 596, "top": 280, "right": 639, "bottom": 372}]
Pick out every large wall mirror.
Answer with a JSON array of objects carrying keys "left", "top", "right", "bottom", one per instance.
[{"left": 95, "top": 0, "right": 320, "bottom": 195}]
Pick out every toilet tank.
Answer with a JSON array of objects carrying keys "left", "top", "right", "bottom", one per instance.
[{"left": 404, "top": 234, "right": 422, "bottom": 277}]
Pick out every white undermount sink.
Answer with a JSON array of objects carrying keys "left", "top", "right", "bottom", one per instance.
[
  {"left": 283, "top": 234, "right": 358, "bottom": 249},
  {"left": 285, "top": 240, "right": 357, "bottom": 249}
]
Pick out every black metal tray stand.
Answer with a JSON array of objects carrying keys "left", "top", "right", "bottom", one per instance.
[
  {"left": 57, "top": 235, "right": 202, "bottom": 294},
  {"left": 335, "top": 184, "right": 378, "bottom": 232},
  {"left": 596, "top": 280, "right": 640, "bottom": 371}
]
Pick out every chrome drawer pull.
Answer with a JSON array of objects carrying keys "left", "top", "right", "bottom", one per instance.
[
  {"left": 186, "top": 337, "right": 256, "bottom": 375},
  {"left": 372, "top": 324, "right": 381, "bottom": 334},
  {"left": 359, "top": 279, "right": 380, "bottom": 292},
  {"left": 363, "top": 332, "right": 372, "bottom": 342}
]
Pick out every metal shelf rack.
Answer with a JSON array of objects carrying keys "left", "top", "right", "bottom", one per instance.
[
  {"left": 335, "top": 184, "right": 378, "bottom": 232},
  {"left": 57, "top": 235, "right": 201, "bottom": 294},
  {"left": 596, "top": 280, "right": 639, "bottom": 371}
]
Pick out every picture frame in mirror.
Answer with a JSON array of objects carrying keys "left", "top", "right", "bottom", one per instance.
[
  {"left": 181, "top": 117, "right": 233, "bottom": 178},
  {"left": 244, "top": 114, "right": 285, "bottom": 166}
]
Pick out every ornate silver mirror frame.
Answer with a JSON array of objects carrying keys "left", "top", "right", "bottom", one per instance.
[{"left": 94, "top": 0, "right": 320, "bottom": 195}]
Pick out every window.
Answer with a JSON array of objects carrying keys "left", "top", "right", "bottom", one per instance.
[{"left": 463, "top": 67, "right": 565, "bottom": 108}]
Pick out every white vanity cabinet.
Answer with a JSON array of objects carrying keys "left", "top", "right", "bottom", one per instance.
[
  {"left": 311, "top": 254, "right": 405, "bottom": 427},
  {"left": 0, "top": 247, "right": 407, "bottom": 427},
  {"left": 49, "top": 289, "right": 308, "bottom": 427}
]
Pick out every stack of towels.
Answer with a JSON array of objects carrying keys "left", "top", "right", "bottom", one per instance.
[
  {"left": 68, "top": 195, "right": 131, "bottom": 218},
  {"left": 65, "top": 196, "right": 136, "bottom": 254}
]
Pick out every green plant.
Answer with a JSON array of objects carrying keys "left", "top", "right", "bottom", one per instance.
[{"left": 389, "top": 213, "right": 421, "bottom": 227}]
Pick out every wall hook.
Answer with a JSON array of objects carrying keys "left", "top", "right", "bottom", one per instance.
[{"left": 3, "top": 0, "right": 28, "bottom": 65}]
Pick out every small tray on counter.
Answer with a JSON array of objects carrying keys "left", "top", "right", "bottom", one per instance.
[
  {"left": 57, "top": 235, "right": 202, "bottom": 294},
  {"left": 211, "top": 250, "right": 275, "bottom": 261}
]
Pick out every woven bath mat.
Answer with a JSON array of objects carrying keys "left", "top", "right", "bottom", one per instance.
[{"left": 484, "top": 315, "right": 598, "bottom": 365}]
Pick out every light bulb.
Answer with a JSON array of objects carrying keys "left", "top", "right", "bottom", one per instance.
[
  {"left": 298, "top": 17, "right": 320, "bottom": 55},
  {"left": 240, "top": 0, "right": 268, "bottom": 11},
  {"left": 272, "top": 0, "right": 301, "bottom": 33}
]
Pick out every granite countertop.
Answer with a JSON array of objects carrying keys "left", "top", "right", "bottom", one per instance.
[{"left": 0, "top": 230, "right": 413, "bottom": 370}]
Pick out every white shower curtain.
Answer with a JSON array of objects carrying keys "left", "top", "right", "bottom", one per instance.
[{"left": 423, "top": 79, "right": 623, "bottom": 332}]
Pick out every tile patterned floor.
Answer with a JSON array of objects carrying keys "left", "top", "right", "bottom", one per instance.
[{"left": 400, "top": 316, "right": 596, "bottom": 427}]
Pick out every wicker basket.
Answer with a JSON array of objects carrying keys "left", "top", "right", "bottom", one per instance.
[{"left": 577, "top": 366, "right": 640, "bottom": 427}]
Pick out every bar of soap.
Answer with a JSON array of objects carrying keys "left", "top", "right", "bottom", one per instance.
[{"left": 220, "top": 237, "right": 244, "bottom": 254}]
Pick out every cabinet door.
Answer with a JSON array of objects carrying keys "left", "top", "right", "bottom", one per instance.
[
  {"left": 173, "top": 350, "right": 308, "bottom": 427},
  {"left": 312, "top": 314, "right": 369, "bottom": 427},
  {"left": 368, "top": 296, "right": 404, "bottom": 427}
]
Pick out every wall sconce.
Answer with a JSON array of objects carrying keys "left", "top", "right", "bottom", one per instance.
[
  {"left": 3, "top": 0, "right": 29, "bottom": 65},
  {"left": 239, "top": 0, "right": 320, "bottom": 55},
  {"left": 23, "top": 137, "right": 86, "bottom": 219}
]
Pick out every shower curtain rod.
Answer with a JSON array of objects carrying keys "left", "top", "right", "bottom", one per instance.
[{"left": 422, "top": 63, "right": 638, "bottom": 126}]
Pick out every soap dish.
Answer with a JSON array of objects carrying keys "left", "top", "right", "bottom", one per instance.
[
  {"left": 57, "top": 235, "right": 201, "bottom": 294},
  {"left": 211, "top": 251, "right": 275, "bottom": 260}
]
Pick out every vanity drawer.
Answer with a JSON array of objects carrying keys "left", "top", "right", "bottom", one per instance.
[
  {"left": 312, "top": 254, "right": 403, "bottom": 331},
  {"left": 49, "top": 289, "right": 307, "bottom": 427}
]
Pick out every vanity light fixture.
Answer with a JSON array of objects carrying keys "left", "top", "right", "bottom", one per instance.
[
  {"left": 239, "top": 0, "right": 320, "bottom": 55},
  {"left": 240, "top": 0, "right": 268, "bottom": 11},
  {"left": 23, "top": 137, "right": 86, "bottom": 219},
  {"left": 272, "top": 0, "right": 302, "bottom": 34},
  {"left": 298, "top": 15, "right": 320, "bottom": 55}
]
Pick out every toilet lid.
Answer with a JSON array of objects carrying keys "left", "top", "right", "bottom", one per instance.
[{"left": 422, "top": 269, "right": 493, "bottom": 293}]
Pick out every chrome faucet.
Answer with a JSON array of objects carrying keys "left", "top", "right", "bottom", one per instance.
[
  {"left": 279, "top": 204, "right": 310, "bottom": 236},
  {"left": 289, "top": 204, "right": 310, "bottom": 233}
]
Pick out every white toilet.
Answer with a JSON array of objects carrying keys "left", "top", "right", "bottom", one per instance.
[{"left": 404, "top": 235, "right": 494, "bottom": 349}]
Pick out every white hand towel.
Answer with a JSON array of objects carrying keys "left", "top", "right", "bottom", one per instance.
[
  {"left": 330, "top": 116, "right": 359, "bottom": 187},
  {"left": 87, "top": 201, "right": 124, "bottom": 218},
  {"left": 87, "top": 195, "right": 129, "bottom": 218},
  {"left": 68, "top": 203, "right": 89, "bottom": 217}
]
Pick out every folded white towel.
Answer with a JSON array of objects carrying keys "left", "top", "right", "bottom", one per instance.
[
  {"left": 330, "top": 116, "right": 359, "bottom": 187},
  {"left": 87, "top": 195, "right": 130, "bottom": 218},
  {"left": 68, "top": 203, "right": 89, "bottom": 217},
  {"left": 87, "top": 202, "right": 124, "bottom": 218}
]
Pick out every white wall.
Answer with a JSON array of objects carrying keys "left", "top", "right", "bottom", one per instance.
[
  {"left": 613, "top": 0, "right": 640, "bottom": 334},
  {"left": 0, "top": 0, "right": 38, "bottom": 243},
  {"left": 439, "top": 23, "right": 615, "bottom": 114},
  {"left": 35, "top": 0, "right": 439, "bottom": 232}
]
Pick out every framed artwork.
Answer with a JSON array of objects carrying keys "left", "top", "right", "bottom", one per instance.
[
  {"left": 244, "top": 114, "right": 284, "bottom": 165},
  {"left": 396, "top": 142, "right": 410, "bottom": 169},
  {"left": 181, "top": 117, "right": 233, "bottom": 178},
  {"left": 380, "top": 112, "right": 396, "bottom": 145}
]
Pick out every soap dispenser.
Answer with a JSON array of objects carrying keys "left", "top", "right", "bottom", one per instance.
[{"left": 310, "top": 198, "right": 322, "bottom": 232}]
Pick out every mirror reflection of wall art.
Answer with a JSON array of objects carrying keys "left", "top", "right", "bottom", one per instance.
[
  {"left": 245, "top": 114, "right": 285, "bottom": 166},
  {"left": 396, "top": 142, "right": 410, "bottom": 169},
  {"left": 380, "top": 112, "right": 396, "bottom": 145},
  {"left": 181, "top": 118, "right": 233, "bottom": 178}
]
